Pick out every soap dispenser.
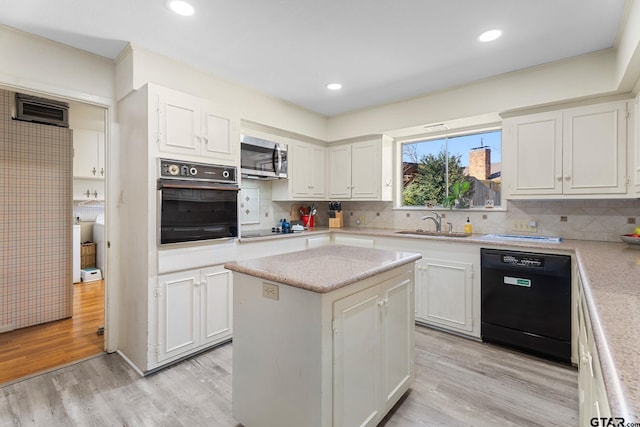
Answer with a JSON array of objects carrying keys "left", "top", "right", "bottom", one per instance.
[{"left": 464, "top": 217, "right": 473, "bottom": 234}]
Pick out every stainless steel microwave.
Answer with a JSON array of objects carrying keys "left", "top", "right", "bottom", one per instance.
[{"left": 240, "top": 135, "right": 287, "bottom": 180}]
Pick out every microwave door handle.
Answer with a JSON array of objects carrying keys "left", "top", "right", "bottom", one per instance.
[{"left": 274, "top": 144, "right": 282, "bottom": 175}]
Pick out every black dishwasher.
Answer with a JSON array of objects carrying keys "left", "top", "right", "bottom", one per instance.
[{"left": 481, "top": 248, "right": 571, "bottom": 363}]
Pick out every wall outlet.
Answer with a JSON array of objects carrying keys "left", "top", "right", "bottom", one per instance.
[
  {"left": 262, "top": 283, "right": 279, "bottom": 301},
  {"left": 512, "top": 220, "right": 538, "bottom": 233}
]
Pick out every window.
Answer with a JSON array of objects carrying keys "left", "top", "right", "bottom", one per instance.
[{"left": 401, "top": 129, "right": 501, "bottom": 208}]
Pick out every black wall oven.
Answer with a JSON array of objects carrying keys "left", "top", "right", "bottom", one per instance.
[{"left": 158, "top": 159, "right": 239, "bottom": 245}]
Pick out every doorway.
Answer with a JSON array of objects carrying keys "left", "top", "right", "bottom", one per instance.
[{"left": 0, "top": 92, "right": 107, "bottom": 385}]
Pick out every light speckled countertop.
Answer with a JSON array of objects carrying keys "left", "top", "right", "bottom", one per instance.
[
  {"left": 224, "top": 244, "right": 421, "bottom": 293},
  {"left": 237, "top": 226, "right": 640, "bottom": 420}
]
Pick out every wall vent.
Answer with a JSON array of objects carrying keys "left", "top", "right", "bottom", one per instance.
[{"left": 14, "top": 93, "right": 69, "bottom": 128}]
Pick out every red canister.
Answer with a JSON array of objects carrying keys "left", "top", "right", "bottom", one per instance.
[{"left": 301, "top": 214, "right": 314, "bottom": 228}]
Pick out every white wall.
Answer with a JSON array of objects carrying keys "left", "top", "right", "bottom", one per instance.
[
  {"left": 327, "top": 51, "right": 620, "bottom": 141},
  {"left": 616, "top": 0, "right": 640, "bottom": 91},
  {"left": 0, "top": 25, "right": 115, "bottom": 105}
]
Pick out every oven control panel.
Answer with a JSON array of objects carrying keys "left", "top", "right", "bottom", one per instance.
[{"left": 159, "top": 159, "right": 236, "bottom": 183}]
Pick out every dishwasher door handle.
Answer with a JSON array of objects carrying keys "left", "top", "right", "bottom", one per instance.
[{"left": 503, "top": 276, "right": 532, "bottom": 287}]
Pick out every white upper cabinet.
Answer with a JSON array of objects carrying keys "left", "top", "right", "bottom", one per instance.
[
  {"left": 328, "top": 136, "right": 393, "bottom": 201},
  {"left": 503, "top": 100, "right": 630, "bottom": 198},
  {"left": 563, "top": 102, "right": 628, "bottom": 195},
  {"left": 73, "top": 128, "right": 105, "bottom": 179},
  {"left": 328, "top": 144, "right": 351, "bottom": 198},
  {"left": 272, "top": 139, "right": 327, "bottom": 200},
  {"left": 155, "top": 86, "right": 238, "bottom": 166}
]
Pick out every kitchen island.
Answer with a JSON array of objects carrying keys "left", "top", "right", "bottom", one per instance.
[{"left": 224, "top": 245, "right": 421, "bottom": 427}]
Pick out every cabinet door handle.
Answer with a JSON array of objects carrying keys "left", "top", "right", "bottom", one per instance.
[
  {"left": 85, "top": 189, "right": 91, "bottom": 198},
  {"left": 93, "top": 190, "right": 98, "bottom": 198},
  {"left": 92, "top": 167, "right": 97, "bottom": 176},
  {"left": 564, "top": 175, "right": 571, "bottom": 181},
  {"left": 100, "top": 168, "right": 104, "bottom": 176},
  {"left": 556, "top": 176, "right": 563, "bottom": 181}
]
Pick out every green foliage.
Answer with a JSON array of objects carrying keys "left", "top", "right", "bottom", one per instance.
[
  {"left": 442, "top": 180, "right": 471, "bottom": 209},
  {"left": 402, "top": 149, "right": 469, "bottom": 207}
]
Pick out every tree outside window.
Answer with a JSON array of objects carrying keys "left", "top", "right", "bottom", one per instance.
[{"left": 402, "top": 130, "right": 501, "bottom": 208}]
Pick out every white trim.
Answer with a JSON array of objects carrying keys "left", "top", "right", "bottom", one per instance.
[{"left": 0, "top": 73, "right": 114, "bottom": 108}]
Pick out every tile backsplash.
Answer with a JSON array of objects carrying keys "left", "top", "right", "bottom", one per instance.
[
  {"left": 240, "top": 178, "right": 639, "bottom": 242},
  {"left": 338, "top": 199, "right": 640, "bottom": 242}
]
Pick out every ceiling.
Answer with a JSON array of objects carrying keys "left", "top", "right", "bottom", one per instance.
[{"left": 0, "top": 0, "right": 627, "bottom": 117}]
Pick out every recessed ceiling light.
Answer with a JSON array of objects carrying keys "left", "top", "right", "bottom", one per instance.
[
  {"left": 326, "top": 83, "right": 343, "bottom": 91},
  {"left": 478, "top": 29, "right": 502, "bottom": 42},
  {"left": 168, "top": 0, "right": 195, "bottom": 16}
]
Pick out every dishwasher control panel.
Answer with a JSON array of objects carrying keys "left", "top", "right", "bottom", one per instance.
[{"left": 501, "top": 254, "right": 544, "bottom": 268}]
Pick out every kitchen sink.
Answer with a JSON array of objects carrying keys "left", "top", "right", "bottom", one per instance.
[{"left": 395, "top": 230, "right": 471, "bottom": 238}]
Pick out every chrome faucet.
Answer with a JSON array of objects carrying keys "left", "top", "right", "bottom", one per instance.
[{"left": 420, "top": 212, "right": 442, "bottom": 232}]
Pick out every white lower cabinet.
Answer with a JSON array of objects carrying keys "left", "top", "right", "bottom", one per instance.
[
  {"left": 333, "top": 273, "right": 414, "bottom": 427},
  {"left": 375, "top": 237, "right": 480, "bottom": 338},
  {"left": 232, "top": 265, "right": 415, "bottom": 427},
  {"left": 416, "top": 258, "right": 474, "bottom": 335},
  {"left": 333, "top": 234, "right": 376, "bottom": 248},
  {"left": 578, "top": 276, "right": 611, "bottom": 425},
  {"left": 156, "top": 265, "right": 232, "bottom": 363}
]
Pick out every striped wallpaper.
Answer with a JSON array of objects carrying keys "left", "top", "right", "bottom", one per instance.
[{"left": 0, "top": 89, "right": 73, "bottom": 331}]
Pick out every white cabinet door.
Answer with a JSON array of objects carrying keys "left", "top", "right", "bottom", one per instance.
[
  {"left": 157, "top": 270, "right": 199, "bottom": 362},
  {"left": 563, "top": 101, "right": 628, "bottom": 195},
  {"left": 635, "top": 93, "right": 640, "bottom": 193},
  {"left": 577, "top": 284, "right": 612, "bottom": 424},
  {"left": 73, "top": 179, "right": 105, "bottom": 201},
  {"left": 333, "top": 285, "right": 381, "bottom": 427},
  {"left": 351, "top": 140, "right": 380, "bottom": 199},
  {"left": 503, "top": 111, "right": 563, "bottom": 196},
  {"left": 97, "top": 132, "right": 105, "bottom": 178},
  {"left": 309, "top": 144, "right": 327, "bottom": 197},
  {"left": 272, "top": 140, "right": 326, "bottom": 200},
  {"left": 417, "top": 258, "right": 473, "bottom": 334},
  {"left": 291, "top": 142, "right": 315, "bottom": 197},
  {"left": 157, "top": 90, "right": 201, "bottom": 156},
  {"left": 333, "top": 270, "right": 415, "bottom": 427},
  {"left": 380, "top": 276, "right": 413, "bottom": 411},
  {"left": 201, "top": 104, "right": 238, "bottom": 165},
  {"left": 333, "top": 235, "right": 375, "bottom": 248},
  {"left": 200, "top": 266, "right": 233, "bottom": 345},
  {"left": 73, "top": 129, "right": 105, "bottom": 179},
  {"left": 328, "top": 144, "right": 352, "bottom": 198}
]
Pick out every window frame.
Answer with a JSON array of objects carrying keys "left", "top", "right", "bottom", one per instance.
[{"left": 394, "top": 124, "right": 504, "bottom": 210}]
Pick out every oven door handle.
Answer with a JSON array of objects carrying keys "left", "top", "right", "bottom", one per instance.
[{"left": 158, "top": 181, "right": 239, "bottom": 191}]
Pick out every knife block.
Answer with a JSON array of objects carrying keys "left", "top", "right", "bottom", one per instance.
[{"left": 329, "top": 211, "right": 343, "bottom": 228}]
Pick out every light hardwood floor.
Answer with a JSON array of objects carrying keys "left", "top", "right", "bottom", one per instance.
[
  {"left": 0, "top": 280, "right": 104, "bottom": 385},
  {"left": 0, "top": 325, "right": 577, "bottom": 426}
]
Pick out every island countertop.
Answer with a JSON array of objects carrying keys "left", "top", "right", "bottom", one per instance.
[{"left": 224, "top": 245, "right": 422, "bottom": 293}]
